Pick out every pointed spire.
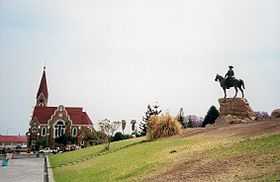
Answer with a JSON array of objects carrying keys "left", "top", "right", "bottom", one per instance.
[{"left": 36, "top": 67, "right": 48, "bottom": 106}]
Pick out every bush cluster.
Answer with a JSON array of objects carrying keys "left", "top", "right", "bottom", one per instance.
[
  {"left": 111, "top": 132, "right": 132, "bottom": 142},
  {"left": 147, "top": 113, "right": 182, "bottom": 140}
]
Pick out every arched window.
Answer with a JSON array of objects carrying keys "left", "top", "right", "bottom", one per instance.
[
  {"left": 54, "top": 121, "right": 65, "bottom": 138},
  {"left": 41, "top": 127, "right": 47, "bottom": 136},
  {"left": 72, "top": 127, "right": 78, "bottom": 137}
]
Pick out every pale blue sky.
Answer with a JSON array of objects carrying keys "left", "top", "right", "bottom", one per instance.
[{"left": 0, "top": 0, "right": 279, "bottom": 135}]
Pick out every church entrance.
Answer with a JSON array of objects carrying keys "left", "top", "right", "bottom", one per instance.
[{"left": 54, "top": 121, "right": 65, "bottom": 138}]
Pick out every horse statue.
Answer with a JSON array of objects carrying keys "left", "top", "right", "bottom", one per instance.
[{"left": 215, "top": 74, "right": 245, "bottom": 98}]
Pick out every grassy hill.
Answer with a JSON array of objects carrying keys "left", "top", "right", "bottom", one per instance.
[{"left": 49, "top": 120, "right": 280, "bottom": 182}]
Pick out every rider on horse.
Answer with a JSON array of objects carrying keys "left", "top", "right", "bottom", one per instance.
[
  {"left": 225, "top": 66, "right": 235, "bottom": 88},
  {"left": 215, "top": 66, "right": 245, "bottom": 98}
]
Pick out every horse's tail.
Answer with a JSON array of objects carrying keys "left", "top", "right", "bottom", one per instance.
[{"left": 240, "top": 79, "right": 245, "bottom": 89}]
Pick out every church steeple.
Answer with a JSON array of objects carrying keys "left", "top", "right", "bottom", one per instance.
[{"left": 36, "top": 66, "right": 48, "bottom": 107}]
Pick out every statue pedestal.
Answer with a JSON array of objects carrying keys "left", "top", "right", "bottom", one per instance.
[{"left": 215, "top": 98, "right": 256, "bottom": 125}]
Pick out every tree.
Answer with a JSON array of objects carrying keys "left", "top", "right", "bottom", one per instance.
[
  {"left": 83, "top": 129, "right": 97, "bottom": 146},
  {"left": 36, "top": 138, "right": 48, "bottom": 149},
  {"left": 255, "top": 111, "right": 270, "bottom": 120},
  {"left": 187, "top": 116, "right": 193, "bottom": 128},
  {"left": 176, "top": 108, "right": 185, "bottom": 127},
  {"left": 139, "top": 104, "right": 162, "bottom": 136},
  {"left": 121, "top": 120, "right": 126, "bottom": 134},
  {"left": 130, "top": 120, "right": 136, "bottom": 132},
  {"left": 99, "top": 119, "right": 121, "bottom": 150},
  {"left": 91, "top": 131, "right": 107, "bottom": 145},
  {"left": 202, "top": 106, "right": 220, "bottom": 127}
]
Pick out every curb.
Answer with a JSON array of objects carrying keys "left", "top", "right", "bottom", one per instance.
[{"left": 46, "top": 156, "right": 55, "bottom": 182}]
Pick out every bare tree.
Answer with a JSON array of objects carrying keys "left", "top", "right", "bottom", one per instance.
[{"left": 99, "top": 119, "right": 121, "bottom": 150}]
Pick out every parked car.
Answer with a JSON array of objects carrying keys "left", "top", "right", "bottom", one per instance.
[
  {"left": 64, "top": 145, "right": 80, "bottom": 152},
  {"left": 39, "top": 147, "right": 53, "bottom": 154}
]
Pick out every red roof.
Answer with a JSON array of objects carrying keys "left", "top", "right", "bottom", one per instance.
[
  {"left": 32, "top": 106, "right": 93, "bottom": 125},
  {"left": 0, "top": 136, "right": 27, "bottom": 143},
  {"left": 36, "top": 68, "right": 48, "bottom": 99}
]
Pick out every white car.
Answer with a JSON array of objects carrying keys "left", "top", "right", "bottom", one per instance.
[{"left": 39, "top": 148, "right": 53, "bottom": 154}]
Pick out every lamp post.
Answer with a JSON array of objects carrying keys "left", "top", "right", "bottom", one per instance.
[
  {"left": 26, "top": 132, "right": 31, "bottom": 148},
  {"left": 46, "top": 133, "right": 50, "bottom": 147}
]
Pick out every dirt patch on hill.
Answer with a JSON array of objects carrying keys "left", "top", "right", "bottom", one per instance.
[
  {"left": 182, "top": 120, "right": 280, "bottom": 138},
  {"left": 145, "top": 155, "right": 245, "bottom": 182},
  {"left": 144, "top": 120, "right": 280, "bottom": 182},
  {"left": 145, "top": 152, "right": 280, "bottom": 182}
]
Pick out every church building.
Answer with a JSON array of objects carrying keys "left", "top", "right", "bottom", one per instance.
[{"left": 27, "top": 67, "right": 94, "bottom": 149}]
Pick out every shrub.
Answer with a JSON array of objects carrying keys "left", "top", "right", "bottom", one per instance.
[
  {"left": 85, "top": 131, "right": 106, "bottom": 146},
  {"left": 255, "top": 111, "right": 270, "bottom": 120},
  {"left": 112, "top": 132, "right": 132, "bottom": 142},
  {"left": 185, "top": 115, "right": 204, "bottom": 128},
  {"left": 147, "top": 113, "right": 182, "bottom": 140},
  {"left": 36, "top": 138, "right": 48, "bottom": 149}
]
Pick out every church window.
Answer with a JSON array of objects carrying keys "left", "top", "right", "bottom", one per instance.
[
  {"left": 54, "top": 120, "right": 66, "bottom": 138},
  {"left": 41, "top": 127, "right": 47, "bottom": 136},
  {"left": 72, "top": 127, "right": 78, "bottom": 137}
]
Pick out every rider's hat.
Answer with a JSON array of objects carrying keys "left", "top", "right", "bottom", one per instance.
[{"left": 229, "top": 66, "right": 234, "bottom": 69}]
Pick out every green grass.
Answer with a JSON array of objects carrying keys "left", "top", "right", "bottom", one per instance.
[
  {"left": 49, "top": 134, "right": 280, "bottom": 182},
  {"left": 50, "top": 136, "right": 194, "bottom": 182},
  {"left": 50, "top": 138, "right": 143, "bottom": 168}
]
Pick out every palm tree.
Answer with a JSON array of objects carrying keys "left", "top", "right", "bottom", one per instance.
[
  {"left": 121, "top": 120, "right": 126, "bottom": 134},
  {"left": 130, "top": 120, "right": 136, "bottom": 132}
]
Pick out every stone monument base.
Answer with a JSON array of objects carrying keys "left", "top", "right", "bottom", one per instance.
[{"left": 215, "top": 98, "right": 256, "bottom": 125}]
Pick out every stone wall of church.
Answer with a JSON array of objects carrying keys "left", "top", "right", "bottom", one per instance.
[{"left": 28, "top": 122, "right": 92, "bottom": 149}]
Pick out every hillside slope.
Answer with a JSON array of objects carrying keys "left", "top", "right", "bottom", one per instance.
[{"left": 49, "top": 120, "right": 280, "bottom": 182}]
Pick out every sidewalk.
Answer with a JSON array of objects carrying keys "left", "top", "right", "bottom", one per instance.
[{"left": 0, "top": 158, "right": 44, "bottom": 182}]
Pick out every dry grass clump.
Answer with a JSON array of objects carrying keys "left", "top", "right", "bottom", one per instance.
[{"left": 147, "top": 113, "right": 182, "bottom": 140}]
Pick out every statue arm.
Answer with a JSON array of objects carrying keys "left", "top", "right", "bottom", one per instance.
[{"left": 225, "top": 72, "right": 228, "bottom": 78}]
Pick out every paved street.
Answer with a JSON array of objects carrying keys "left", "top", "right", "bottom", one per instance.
[{"left": 0, "top": 158, "right": 44, "bottom": 182}]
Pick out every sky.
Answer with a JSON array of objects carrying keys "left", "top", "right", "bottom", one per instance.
[{"left": 0, "top": 0, "right": 279, "bottom": 135}]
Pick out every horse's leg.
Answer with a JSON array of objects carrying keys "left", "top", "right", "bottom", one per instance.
[
  {"left": 223, "top": 88, "right": 227, "bottom": 98},
  {"left": 234, "top": 87, "right": 238, "bottom": 98},
  {"left": 239, "top": 87, "right": 244, "bottom": 98}
]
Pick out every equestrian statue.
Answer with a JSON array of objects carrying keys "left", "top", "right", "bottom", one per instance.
[{"left": 215, "top": 66, "right": 245, "bottom": 98}]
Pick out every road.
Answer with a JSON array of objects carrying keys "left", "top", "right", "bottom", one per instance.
[{"left": 0, "top": 157, "right": 44, "bottom": 182}]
